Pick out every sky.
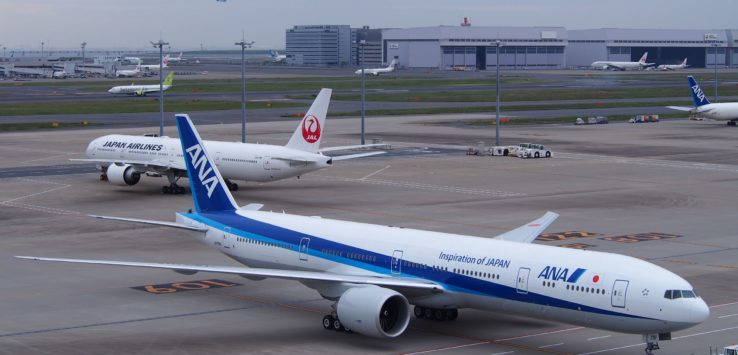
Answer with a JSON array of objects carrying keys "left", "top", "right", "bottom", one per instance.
[{"left": 1, "top": 0, "right": 737, "bottom": 51}]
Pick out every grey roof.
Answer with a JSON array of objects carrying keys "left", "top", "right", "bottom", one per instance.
[
  {"left": 568, "top": 28, "right": 728, "bottom": 41},
  {"left": 383, "top": 26, "right": 567, "bottom": 40}
]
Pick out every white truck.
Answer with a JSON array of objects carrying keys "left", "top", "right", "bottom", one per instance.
[
  {"left": 467, "top": 142, "right": 553, "bottom": 158},
  {"left": 515, "top": 143, "right": 553, "bottom": 159}
]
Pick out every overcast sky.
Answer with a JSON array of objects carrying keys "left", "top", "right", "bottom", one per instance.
[{"left": 2, "top": 0, "right": 736, "bottom": 50}]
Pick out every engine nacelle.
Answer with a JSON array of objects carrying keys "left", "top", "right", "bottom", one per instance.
[
  {"left": 106, "top": 164, "right": 141, "bottom": 186},
  {"left": 336, "top": 286, "right": 410, "bottom": 338}
]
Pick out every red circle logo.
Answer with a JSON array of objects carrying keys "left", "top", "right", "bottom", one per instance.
[
  {"left": 592, "top": 275, "right": 600, "bottom": 283},
  {"left": 301, "top": 115, "right": 321, "bottom": 143}
]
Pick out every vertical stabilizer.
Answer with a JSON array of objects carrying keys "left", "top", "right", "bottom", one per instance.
[
  {"left": 175, "top": 114, "right": 238, "bottom": 213},
  {"left": 285, "top": 88, "right": 332, "bottom": 153},
  {"left": 638, "top": 52, "right": 648, "bottom": 63},
  {"left": 687, "top": 76, "right": 710, "bottom": 107}
]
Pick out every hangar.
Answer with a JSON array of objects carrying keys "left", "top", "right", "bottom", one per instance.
[
  {"left": 566, "top": 28, "right": 728, "bottom": 69},
  {"left": 382, "top": 26, "right": 567, "bottom": 70}
]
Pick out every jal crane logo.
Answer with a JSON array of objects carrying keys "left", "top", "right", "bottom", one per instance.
[{"left": 301, "top": 115, "right": 321, "bottom": 143}]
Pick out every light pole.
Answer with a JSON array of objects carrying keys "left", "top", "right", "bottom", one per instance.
[
  {"left": 80, "top": 42, "right": 86, "bottom": 74},
  {"left": 495, "top": 40, "right": 502, "bottom": 147},
  {"left": 41, "top": 42, "right": 44, "bottom": 59},
  {"left": 151, "top": 39, "right": 169, "bottom": 137},
  {"left": 235, "top": 39, "right": 254, "bottom": 143},
  {"left": 712, "top": 43, "right": 719, "bottom": 102},
  {"left": 359, "top": 40, "right": 366, "bottom": 145}
]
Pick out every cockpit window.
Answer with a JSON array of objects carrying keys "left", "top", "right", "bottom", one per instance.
[{"left": 664, "top": 289, "right": 697, "bottom": 299}]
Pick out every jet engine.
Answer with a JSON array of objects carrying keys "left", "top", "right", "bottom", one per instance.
[
  {"left": 106, "top": 164, "right": 141, "bottom": 186},
  {"left": 336, "top": 285, "right": 410, "bottom": 338}
]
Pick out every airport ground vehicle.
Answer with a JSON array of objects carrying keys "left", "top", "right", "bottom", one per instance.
[
  {"left": 467, "top": 142, "right": 552, "bottom": 158},
  {"left": 516, "top": 143, "right": 552, "bottom": 158},
  {"left": 575, "top": 116, "right": 609, "bottom": 125},
  {"left": 629, "top": 114, "right": 660, "bottom": 123}
]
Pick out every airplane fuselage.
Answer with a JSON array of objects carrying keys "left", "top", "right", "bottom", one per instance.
[
  {"left": 86, "top": 134, "right": 331, "bottom": 182},
  {"left": 591, "top": 61, "right": 650, "bottom": 70},
  {"left": 695, "top": 102, "right": 738, "bottom": 121},
  {"left": 107, "top": 84, "right": 171, "bottom": 95},
  {"left": 176, "top": 208, "right": 708, "bottom": 335}
]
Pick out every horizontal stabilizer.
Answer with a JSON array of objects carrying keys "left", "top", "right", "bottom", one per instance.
[
  {"left": 330, "top": 151, "right": 386, "bottom": 161},
  {"left": 15, "top": 256, "right": 443, "bottom": 293},
  {"left": 241, "top": 203, "right": 264, "bottom": 211},
  {"left": 89, "top": 215, "right": 208, "bottom": 232},
  {"left": 319, "top": 143, "right": 388, "bottom": 153},
  {"left": 493, "top": 212, "right": 559, "bottom": 243},
  {"left": 666, "top": 106, "right": 693, "bottom": 112}
]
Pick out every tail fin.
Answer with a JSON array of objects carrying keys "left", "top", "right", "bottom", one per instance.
[
  {"left": 682, "top": 58, "right": 688, "bottom": 66},
  {"left": 269, "top": 50, "right": 277, "bottom": 57},
  {"left": 178, "top": 52, "right": 183, "bottom": 60},
  {"left": 387, "top": 58, "right": 397, "bottom": 69},
  {"left": 163, "top": 55, "right": 170, "bottom": 67},
  {"left": 163, "top": 71, "right": 175, "bottom": 86},
  {"left": 639, "top": 52, "right": 648, "bottom": 63},
  {"left": 688, "top": 76, "right": 710, "bottom": 107},
  {"left": 175, "top": 114, "right": 238, "bottom": 213},
  {"left": 285, "top": 88, "right": 332, "bottom": 153}
]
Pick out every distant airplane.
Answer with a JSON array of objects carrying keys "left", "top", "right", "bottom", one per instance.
[
  {"left": 123, "top": 56, "right": 142, "bottom": 65},
  {"left": 140, "top": 55, "right": 169, "bottom": 71},
  {"left": 668, "top": 75, "right": 738, "bottom": 125},
  {"left": 115, "top": 63, "right": 141, "bottom": 78},
  {"left": 269, "top": 50, "right": 286, "bottom": 62},
  {"left": 167, "top": 52, "right": 185, "bottom": 63},
  {"left": 52, "top": 70, "right": 68, "bottom": 79},
  {"left": 657, "top": 58, "right": 688, "bottom": 71},
  {"left": 591, "top": 52, "right": 654, "bottom": 71},
  {"left": 18, "top": 113, "right": 708, "bottom": 355},
  {"left": 107, "top": 71, "right": 174, "bottom": 96},
  {"left": 355, "top": 58, "right": 397, "bottom": 76}
]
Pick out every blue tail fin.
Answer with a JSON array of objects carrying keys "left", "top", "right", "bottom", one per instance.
[
  {"left": 175, "top": 114, "right": 238, "bottom": 213},
  {"left": 688, "top": 76, "right": 710, "bottom": 107}
]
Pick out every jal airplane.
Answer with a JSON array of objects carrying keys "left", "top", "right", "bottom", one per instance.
[
  {"left": 355, "top": 59, "right": 397, "bottom": 76},
  {"left": 140, "top": 55, "right": 169, "bottom": 71},
  {"left": 657, "top": 58, "right": 688, "bottom": 71},
  {"left": 668, "top": 75, "right": 738, "bottom": 125},
  {"left": 107, "top": 71, "right": 174, "bottom": 96},
  {"left": 269, "top": 50, "right": 286, "bottom": 63},
  {"left": 167, "top": 52, "right": 185, "bottom": 63},
  {"left": 115, "top": 63, "right": 141, "bottom": 78},
  {"left": 19, "top": 114, "right": 708, "bottom": 355},
  {"left": 79, "top": 89, "right": 383, "bottom": 194},
  {"left": 591, "top": 52, "right": 654, "bottom": 71}
]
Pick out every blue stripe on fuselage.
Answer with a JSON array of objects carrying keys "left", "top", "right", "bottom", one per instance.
[{"left": 182, "top": 211, "right": 652, "bottom": 321}]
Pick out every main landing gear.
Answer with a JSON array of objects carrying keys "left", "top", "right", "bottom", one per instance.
[
  {"left": 413, "top": 306, "right": 458, "bottom": 321},
  {"left": 162, "top": 172, "right": 185, "bottom": 195},
  {"left": 322, "top": 314, "right": 351, "bottom": 333},
  {"left": 225, "top": 178, "right": 239, "bottom": 191},
  {"left": 728, "top": 120, "right": 737, "bottom": 126}
]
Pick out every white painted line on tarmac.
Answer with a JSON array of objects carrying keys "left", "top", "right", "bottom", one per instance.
[
  {"left": 402, "top": 341, "right": 491, "bottom": 354},
  {"left": 496, "top": 326, "right": 583, "bottom": 341},
  {"left": 710, "top": 300, "right": 738, "bottom": 308},
  {"left": 579, "top": 325, "right": 738, "bottom": 354},
  {"left": 539, "top": 342, "right": 564, "bottom": 348},
  {"left": 0, "top": 184, "right": 70, "bottom": 204},
  {"left": 491, "top": 352, "right": 515, "bottom": 355},
  {"left": 717, "top": 313, "right": 738, "bottom": 319},
  {"left": 587, "top": 335, "right": 612, "bottom": 341},
  {"left": 360, "top": 165, "right": 391, "bottom": 180}
]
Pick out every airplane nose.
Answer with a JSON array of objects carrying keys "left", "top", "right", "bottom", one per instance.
[{"left": 691, "top": 299, "right": 710, "bottom": 324}]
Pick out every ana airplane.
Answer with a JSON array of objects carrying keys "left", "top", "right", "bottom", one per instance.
[
  {"left": 167, "top": 52, "right": 185, "bottom": 63},
  {"left": 107, "top": 71, "right": 174, "bottom": 96},
  {"left": 591, "top": 52, "right": 654, "bottom": 71},
  {"left": 269, "top": 50, "right": 286, "bottom": 63},
  {"left": 140, "top": 55, "right": 169, "bottom": 71},
  {"left": 115, "top": 63, "right": 141, "bottom": 78},
  {"left": 355, "top": 58, "right": 397, "bottom": 76},
  {"left": 657, "top": 58, "right": 688, "bottom": 71},
  {"left": 79, "top": 89, "right": 383, "bottom": 194},
  {"left": 18, "top": 114, "right": 709, "bottom": 355},
  {"left": 668, "top": 75, "right": 738, "bottom": 125}
]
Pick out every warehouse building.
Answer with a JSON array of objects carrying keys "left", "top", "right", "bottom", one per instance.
[
  {"left": 382, "top": 26, "right": 567, "bottom": 70},
  {"left": 567, "top": 28, "right": 728, "bottom": 68}
]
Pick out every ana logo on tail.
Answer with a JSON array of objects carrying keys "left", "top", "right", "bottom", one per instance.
[
  {"left": 692, "top": 84, "right": 706, "bottom": 103},
  {"left": 185, "top": 143, "right": 218, "bottom": 198},
  {"left": 301, "top": 115, "right": 321, "bottom": 143}
]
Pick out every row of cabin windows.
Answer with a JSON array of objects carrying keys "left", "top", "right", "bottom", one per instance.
[
  {"left": 236, "top": 236, "right": 293, "bottom": 251},
  {"left": 223, "top": 157, "right": 258, "bottom": 164},
  {"left": 454, "top": 268, "right": 501, "bottom": 280},
  {"left": 323, "top": 249, "right": 378, "bottom": 263},
  {"left": 564, "top": 283, "right": 606, "bottom": 295}
]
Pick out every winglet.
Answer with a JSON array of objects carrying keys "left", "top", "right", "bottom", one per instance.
[
  {"left": 285, "top": 88, "right": 332, "bottom": 153},
  {"left": 175, "top": 114, "right": 238, "bottom": 212},
  {"left": 688, "top": 76, "right": 710, "bottom": 107},
  {"left": 493, "top": 212, "right": 559, "bottom": 243}
]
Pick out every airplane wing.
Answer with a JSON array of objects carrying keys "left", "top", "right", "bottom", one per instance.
[
  {"left": 70, "top": 158, "right": 186, "bottom": 171},
  {"left": 330, "top": 151, "right": 386, "bottom": 161},
  {"left": 14, "top": 256, "right": 444, "bottom": 293},
  {"left": 666, "top": 106, "right": 693, "bottom": 112},
  {"left": 89, "top": 215, "right": 208, "bottom": 232},
  {"left": 493, "top": 212, "right": 559, "bottom": 243},
  {"left": 319, "top": 143, "right": 388, "bottom": 153}
]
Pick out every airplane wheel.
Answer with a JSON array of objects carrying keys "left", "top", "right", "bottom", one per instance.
[
  {"left": 423, "top": 307, "right": 433, "bottom": 319},
  {"left": 322, "top": 315, "right": 333, "bottom": 330},
  {"left": 433, "top": 309, "right": 446, "bottom": 321},
  {"left": 414, "top": 306, "right": 425, "bottom": 318},
  {"left": 332, "top": 318, "right": 343, "bottom": 331}
]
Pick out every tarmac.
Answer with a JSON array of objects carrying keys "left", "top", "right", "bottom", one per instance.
[{"left": 1, "top": 113, "right": 737, "bottom": 354}]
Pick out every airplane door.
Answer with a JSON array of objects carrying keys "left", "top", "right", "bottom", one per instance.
[
  {"left": 224, "top": 227, "right": 233, "bottom": 249},
  {"left": 391, "top": 250, "right": 403, "bottom": 274},
  {"left": 611, "top": 280, "right": 629, "bottom": 308},
  {"left": 263, "top": 157, "right": 271, "bottom": 171},
  {"left": 298, "top": 237, "right": 310, "bottom": 261},
  {"left": 516, "top": 267, "right": 531, "bottom": 294}
]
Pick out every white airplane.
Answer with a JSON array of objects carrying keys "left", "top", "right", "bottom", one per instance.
[
  {"left": 591, "top": 52, "right": 654, "bottom": 71},
  {"left": 167, "top": 52, "right": 185, "bottom": 63},
  {"left": 107, "top": 71, "right": 174, "bottom": 96},
  {"left": 668, "top": 75, "right": 738, "bottom": 125},
  {"left": 140, "top": 55, "right": 169, "bottom": 71},
  {"left": 355, "top": 58, "right": 397, "bottom": 76},
  {"left": 657, "top": 58, "right": 688, "bottom": 71},
  {"left": 115, "top": 63, "right": 141, "bottom": 78},
  {"left": 79, "top": 88, "right": 384, "bottom": 194},
  {"left": 269, "top": 50, "right": 286, "bottom": 63},
  {"left": 19, "top": 114, "right": 709, "bottom": 355}
]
